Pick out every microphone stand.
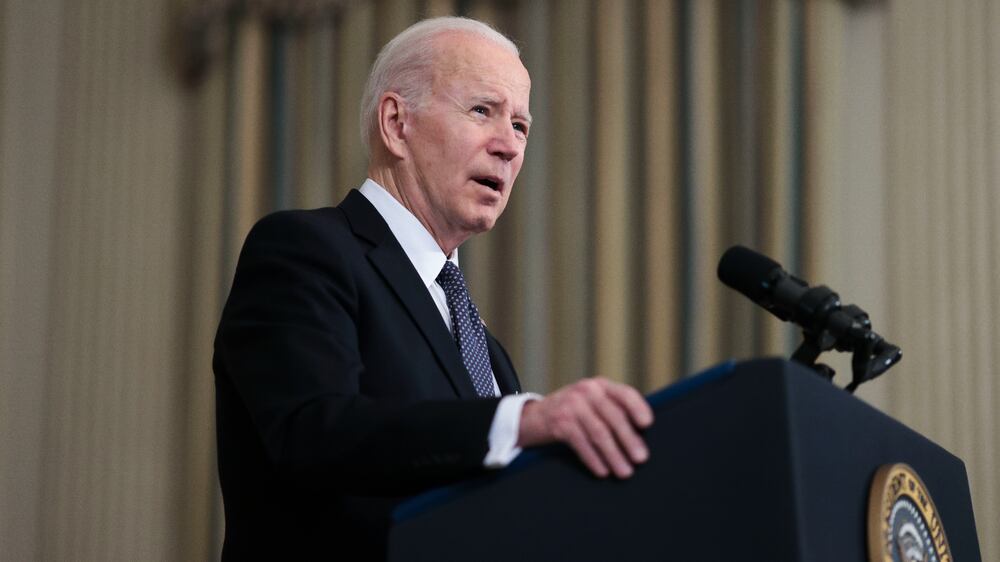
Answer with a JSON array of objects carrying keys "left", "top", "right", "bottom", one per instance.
[{"left": 788, "top": 290, "right": 903, "bottom": 393}]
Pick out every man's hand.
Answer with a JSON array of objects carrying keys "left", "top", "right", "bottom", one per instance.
[{"left": 517, "top": 378, "right": 654, "bottom": 478}]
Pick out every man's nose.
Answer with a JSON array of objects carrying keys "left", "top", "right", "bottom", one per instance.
[{"left": 488, "top": 122, "right": 521, "bottom": 162}]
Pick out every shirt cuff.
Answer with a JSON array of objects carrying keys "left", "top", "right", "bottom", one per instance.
[{"left": 483, "top": 392, "right": 543, "bottom": 468}]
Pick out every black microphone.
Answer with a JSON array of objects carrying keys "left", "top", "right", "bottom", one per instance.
[
  {"left": 718, "top": 245, "right": 820, "bottom": 327},
  {"left": 717, "top": 245, "right": 901, "bottom": 391}
]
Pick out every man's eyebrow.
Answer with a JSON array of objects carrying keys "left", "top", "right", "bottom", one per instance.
[{"left": 472, "top": 95, "right": 533, "bottom": 125}]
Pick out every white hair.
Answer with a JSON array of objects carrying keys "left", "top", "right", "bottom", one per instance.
[{"left": 359, "top": 17, "right": 520, "bottom": 156}]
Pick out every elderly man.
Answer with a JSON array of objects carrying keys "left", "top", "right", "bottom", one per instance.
[{"left": 214, "top": 16, "right": 653, "bottom": 560}]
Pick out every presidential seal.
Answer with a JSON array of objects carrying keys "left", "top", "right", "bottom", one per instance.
[{"left": 868, "top": 463, "right": 952, "bottom": 562}]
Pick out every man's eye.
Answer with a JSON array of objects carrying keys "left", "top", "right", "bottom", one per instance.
[
  {"left": 513, "top": 122, "right": 528, "bottom": 136},
  {"left": 472, "top": 105, "right": 489, "bottom": 115}
]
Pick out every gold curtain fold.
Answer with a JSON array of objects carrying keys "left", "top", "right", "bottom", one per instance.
[
  {"left": 642, "top": 0, "right": 681, "bottom": 389},
  {"left": 591, "top": 0, "right": 635, "bottom": 382},
  {"left": 544, "top": 0, "right": 594, "bottom": 391}
]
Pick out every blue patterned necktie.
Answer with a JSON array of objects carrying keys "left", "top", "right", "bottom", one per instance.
[{"left": 436, "top": 261, "right": 496, "bottom": 398}]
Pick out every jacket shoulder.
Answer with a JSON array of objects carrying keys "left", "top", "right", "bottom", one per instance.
[{"left": 246, "top": 207, "right": 349, "bottom": 244}]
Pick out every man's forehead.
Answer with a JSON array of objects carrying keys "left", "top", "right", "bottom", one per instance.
[
  {"left": 429, "top": 33, "right": 531, "bottom": 105},
  {"left": 431, "top": 33, "right": 527, "bottom": 76}
]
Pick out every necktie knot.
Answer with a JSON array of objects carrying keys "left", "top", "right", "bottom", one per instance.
[
  {"left": 436, "top": 261, "right": 466, "bottom": 294},
  {"left": 437, "top": 261, "right": 496, "bottom": 398}
]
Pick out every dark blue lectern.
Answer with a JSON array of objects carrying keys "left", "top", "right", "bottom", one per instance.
[{"left": 387, "top": 359, "right": 982, "bottom": 561}]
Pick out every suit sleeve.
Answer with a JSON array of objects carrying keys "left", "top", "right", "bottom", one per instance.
[{"left": 214, "top": 210, "right": 499, "bottom": 495}]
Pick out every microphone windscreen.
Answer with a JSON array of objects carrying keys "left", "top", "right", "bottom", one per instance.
[{"left": 717, "top": 245, "right": 782, "bottom": 303}]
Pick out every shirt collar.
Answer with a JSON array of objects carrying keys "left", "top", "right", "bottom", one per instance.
[{"left": 358, "top": 178, "right": 458, "bottom": 288}]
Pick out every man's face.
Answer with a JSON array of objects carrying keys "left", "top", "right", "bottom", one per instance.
[{"left": 399, "top": 32, "right": 531, "bottom": 251}]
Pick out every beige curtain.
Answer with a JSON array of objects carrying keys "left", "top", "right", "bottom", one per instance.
[
  {"left": 883, "top": 0, "right": 1000, "bottom": 552},
  {"left": 1, "top": 0, "right": 191, "bottom": 559},
  {"left": 2, "top": 0, "right": 998, "bottom": 559}
]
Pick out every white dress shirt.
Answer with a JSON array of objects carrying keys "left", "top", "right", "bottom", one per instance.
[{"left": 359, "top": 179, "right": 540, "bottom": 467}]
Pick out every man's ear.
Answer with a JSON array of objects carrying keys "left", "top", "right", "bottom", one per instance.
[{"left": 377, "top": 93, "right": 408, "bottom": 159}]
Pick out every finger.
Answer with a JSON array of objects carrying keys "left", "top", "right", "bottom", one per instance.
[
  {"left": 604, "top": 382, "right": 655, "bottom": 428},
  {"left": 563, "top": 423, "right": 610, "bottom": 478},
  {"left": 576, "top": 402, "right": 634, "bottom": 478},
  {"left": 592, "top": 395, "right": 649, "bottom": 464}
]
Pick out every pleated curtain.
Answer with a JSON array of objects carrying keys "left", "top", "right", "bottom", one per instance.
[{"left": 2, "top": 0, "right": 998, "bottom": 559}]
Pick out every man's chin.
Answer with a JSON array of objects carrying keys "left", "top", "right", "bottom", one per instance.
[
  {"left": 467, "top": 203, "right": 506, "bottom": 232},
  {"left": 472, "top": 217, "right": 499, "bottom": 234},
  {"left": 462, "top": 213, "right": 500, "bottom": 236}
]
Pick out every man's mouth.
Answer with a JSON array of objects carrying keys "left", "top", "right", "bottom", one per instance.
[{"left": 472, "top": 176, "right": 502, "bottom": 192}]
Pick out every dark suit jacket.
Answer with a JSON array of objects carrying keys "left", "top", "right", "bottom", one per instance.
[{"left": 213, "top": 189, "right": 521, "bottom": 560}]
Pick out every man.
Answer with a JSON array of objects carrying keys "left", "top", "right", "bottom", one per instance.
[{"left": 214, "top": 17, "right": 653, "bottom": 560}]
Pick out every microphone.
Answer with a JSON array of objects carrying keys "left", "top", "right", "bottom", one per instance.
[
  {"left": 717, "top": 245, "right": 901, "bottom": 391},
  {"left": 718, "top": 245, "right": 823, "bottom": 328}
]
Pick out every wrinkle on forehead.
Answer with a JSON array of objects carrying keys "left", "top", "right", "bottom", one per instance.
[{"left": 427, "top": 31, "right": 531, "bottom": 108}]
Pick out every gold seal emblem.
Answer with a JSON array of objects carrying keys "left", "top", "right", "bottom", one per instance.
[{"left": 868, "top": 463, "right": 952, "bottom": 562}]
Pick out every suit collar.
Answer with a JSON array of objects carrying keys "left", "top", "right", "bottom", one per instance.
[
  {"left": 358, "top": 179, "right": 452, "bottom": 291},
  {"left": 340, "top": 188, "right": 389, "bottom": 246},
  {"left": 339, "top": 190, "right": 480, "bottom": 399}
]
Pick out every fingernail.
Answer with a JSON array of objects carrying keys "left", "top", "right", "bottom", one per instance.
[{"left": 634, "top": 447, "right": 648, "bottom": 463}]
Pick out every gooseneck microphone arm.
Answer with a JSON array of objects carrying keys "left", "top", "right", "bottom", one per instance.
[{"left": 717, "top": 245, "right": 902, "bottom": 392}]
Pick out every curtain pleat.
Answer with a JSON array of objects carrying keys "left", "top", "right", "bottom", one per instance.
[
  {"left": 231, "top": 17, "right": 269, "bottom": 248},
  {"left": 292, "top": 22, "right": 336, "bottom": 208},
  {"left": 641, "top": 0, "right": 680, "bottom": 388},
  {"left": 592, "top": 0, "right": 633, "bottom": 381},
  {"left": 717, "top": 0, "right": 758, "bottom": 360},
  {"left": 332, "top": 1, "right": 374, "bottom": 200},
  {"left": 375, "top": 0, "right": 418, "bottom": 46},
  {"left": 758, "top": 0, "right": 798, "bottom": 355},
  {"left": 683, "top": 0, "right": 724, "bottom": 372},
  {"left": 984, "top": 1, "right": 1000, "bottom": 551},
  {"left": 423, "top": 0, "right": 456, "bottom": 18},
  {"left": 546, "top": 0, "right": 594, "bottom": 389}
]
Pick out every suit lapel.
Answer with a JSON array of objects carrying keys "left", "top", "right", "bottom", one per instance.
[
  {"left": 340, "top": 190, "right": 478, "bottom": 399},
  {"left": 486, "top": 332, "right": 521, "bottom": 395}
]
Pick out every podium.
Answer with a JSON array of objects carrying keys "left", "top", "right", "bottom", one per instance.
[{"left": 387, "top": 359, "right": 982, "bottom": 561}]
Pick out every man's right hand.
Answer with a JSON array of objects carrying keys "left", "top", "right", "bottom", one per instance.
[{"left": 517, "top": 378, "right": 654, "bottom": 478}]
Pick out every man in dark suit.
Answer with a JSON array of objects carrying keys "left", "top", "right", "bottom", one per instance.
[{"left": 214, "top": 16, "right": 653, "bottom": 560}]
